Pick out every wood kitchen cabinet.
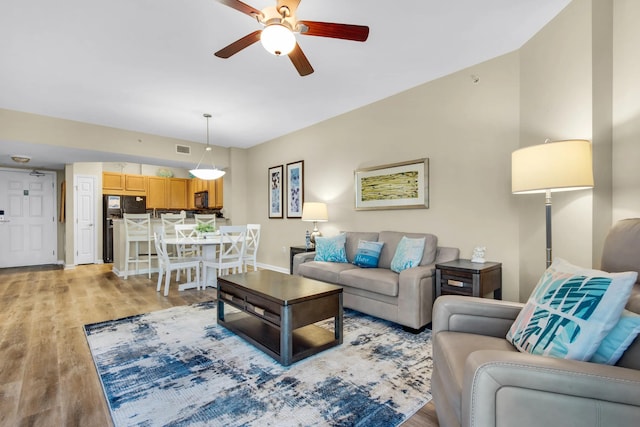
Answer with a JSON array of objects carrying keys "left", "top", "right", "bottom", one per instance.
[
  {"left": 124, "top": 174, "right": 146, "bottom": 192},
  {"left": 146, "top": 177, "right": 167, "bottom": 209},
  {"left": 167, "top": 178, "right": 188, "bottom": 209},
  {"left": 102, "top": 172, "right": 146, "bottom": 196},
  {"left": 102, "top": 172, "right": 125, "bottom": 191},
  {"left": 211, "top": 178, "right": 223, "bottom": 209},
  {"left": 187, "top": 177, "right": 224, "bottom": 209}
]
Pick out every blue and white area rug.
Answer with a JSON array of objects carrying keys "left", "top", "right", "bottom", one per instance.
[{"left": 84, "top": 301, "right": 433, "bottom": 427}]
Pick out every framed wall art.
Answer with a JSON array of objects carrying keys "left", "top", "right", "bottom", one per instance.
[
  {"left": 354, "top": 158, "right": 429, "bottom": 210},
  {"left": 286, "top": 160, "right": 304, "bottom": 218},
  {"left": 268, "top": 165, "right": 283, "bottom": 218}
]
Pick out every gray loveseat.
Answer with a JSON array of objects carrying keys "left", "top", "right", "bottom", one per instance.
[{"left": 293, "top": 231, "right": 459, "bottom": 330}]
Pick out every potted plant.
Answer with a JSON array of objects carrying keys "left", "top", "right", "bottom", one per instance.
[{"left": 195, "top": 222, "right": 217, "bottom": 238}]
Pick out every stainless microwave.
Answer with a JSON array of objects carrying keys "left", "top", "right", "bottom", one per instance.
[{"left": 194, "top": 191, "right": 208, "bottom": 209}]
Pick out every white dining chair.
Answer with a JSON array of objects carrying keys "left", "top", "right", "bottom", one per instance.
[
  {"left": 123, "top": 213, "right": 152, "bottom": 279},
  {"left": 161, "top": 212, "right": 185, "bottom": 256},
  {"left": 154, "top": 232, "right": 201, "bottom": 296},
  {"left": 203, "top": 225, "right": 247, "bottom": 287},
  {"left": 242, "top": 223, "right": 261, "bottom": 272},
  {"left": 174, "top": 223, "right": 200, "bottom": 258},
  {"left": 194, "top": 214, "right": 217, "bottom": 229}
]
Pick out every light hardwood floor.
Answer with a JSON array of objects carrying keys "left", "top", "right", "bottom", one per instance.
[{"left": 0, "top": 263, "right": 439, "bottom": 426}]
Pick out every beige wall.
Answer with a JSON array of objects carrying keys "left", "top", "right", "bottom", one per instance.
[
  {"left": 518, "top": 0, "right": 595, "bottom": 296},
  {"left": 612, "top": 0, "right": 640, "bottom": 222},
  {"left": 0, "top": 108, "right": 230, "bottom": 170},
  {"left": 247, "top": 53, "right": 523, "bottom": 301}
]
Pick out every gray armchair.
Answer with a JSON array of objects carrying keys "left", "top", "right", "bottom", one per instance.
[{"left": 432, "top": 218, "right": 640, "bottom": 427}]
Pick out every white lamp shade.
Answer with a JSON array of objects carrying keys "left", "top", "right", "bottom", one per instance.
[
  {"left": 301, "top": 202, "right": 328, "bottom": 222},
  {"left": 189, "top": 168, "right": 225, "bottom": 180},
  {"left": 512, "top": 139, "right": 594, "bottom": 194},
  {"left": 260, "top": 24, "right": 296, "bottom": 56}
]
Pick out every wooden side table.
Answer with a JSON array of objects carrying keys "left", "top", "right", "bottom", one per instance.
[
  {"left": 435, "top": 259, "right": 502, "bottom": 299},
  {"left": 290, "top": 245, "right": 314, "bottom": 274}
]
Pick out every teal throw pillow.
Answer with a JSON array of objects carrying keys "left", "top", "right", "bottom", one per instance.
[
  {"left": 390, "top": 236, "right": 425, "bottom": 273},
  {"left": 506, "top": 258, "right": 637, "bottom": 361},
  {"left": 314, "top": 233, "right": 348, "bottom": 263},
  {"left": 353, "top": 240, "right": 384, "bottom": 268},
  {"left": 590, "top": 309, "right": 640, "bottom": 365}
]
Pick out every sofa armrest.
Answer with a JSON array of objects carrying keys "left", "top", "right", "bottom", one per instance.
[
  {"left": 463, "top": 350, "right": 640, "bottom": 427},
  {"left": 432, "top": 295, "right": 523, "bottom": 337},
  {"left": 292, "top": 252, "right": 316, "bottom": 275},
  {"left": 395, "top": 264, "right": 438, "bottom": 328}
]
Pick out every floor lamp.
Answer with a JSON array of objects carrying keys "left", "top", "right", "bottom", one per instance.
[{"left": 512, "top": 139, "right": 594, "bottom": 268}]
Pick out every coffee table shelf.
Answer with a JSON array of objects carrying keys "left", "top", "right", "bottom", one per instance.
[
  {"left": 217, "top": 270, "right": 343, "bottom": 366},
  {"left": 221, "top": 311, "right": 339, "bottom": 363}
]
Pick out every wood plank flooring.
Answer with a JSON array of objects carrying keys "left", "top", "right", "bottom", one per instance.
[{"left": 0, "top": 264, "right": 440, "bottom": 427}]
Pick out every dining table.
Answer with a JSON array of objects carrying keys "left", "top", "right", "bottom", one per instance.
[{"left": 163, "top": 235, "right": 223, "bottom": 290}]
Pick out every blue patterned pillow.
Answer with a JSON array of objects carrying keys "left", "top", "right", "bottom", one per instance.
[
  {"left": 589, "top": 310, "right": 640, "bottom": 365},
  {"left": 314, "top": 233, "right": 348, "bottom": 263},
  {"left": 506, "top": 258, "right": 637, "bottom": 361},
  {"left": 390, "top": 236, "right": 425, "bottom": 273},
  {"left": 353, "top": 240, "right": 384, "bottom": 268}
]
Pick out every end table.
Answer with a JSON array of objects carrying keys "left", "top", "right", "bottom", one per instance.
[
  {"left": 290, "top": 245, "right": 314, "bottom": 274},
  {"left": 435, "top": 259, "right": 502, "bottom": 299}
]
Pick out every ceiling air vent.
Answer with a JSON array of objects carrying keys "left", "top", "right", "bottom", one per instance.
[{"left": 175, "top": 144, "right": 191, "bottom": 155}]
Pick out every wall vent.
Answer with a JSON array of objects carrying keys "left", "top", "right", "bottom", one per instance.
[{"left": 176, "top": 144, "right": 191, "bottom": 155}]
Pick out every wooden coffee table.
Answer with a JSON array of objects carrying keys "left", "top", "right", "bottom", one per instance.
[{"left": 217, "top": 270, "right": 343, "bottom": 366}]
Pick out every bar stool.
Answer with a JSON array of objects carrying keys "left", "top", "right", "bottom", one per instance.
[{"left": 123, "top": 213, "right": 152, "bottom": 279}]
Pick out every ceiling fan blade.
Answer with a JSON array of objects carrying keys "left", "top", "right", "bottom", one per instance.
[
  {"left": 216, "top": 0, "right": 264, "bottom": 19},
  {"left": 298, "top": 21, "right": 369, "bottom": 42},
  {"left": 277, "top": 0, "right": 301, "bottom": 15},
  {"left": 214, "top": 30, "right": 262, "bottom": 58},
  {"left": 288, "top": 43, "right": 314, "bottom": 76}
]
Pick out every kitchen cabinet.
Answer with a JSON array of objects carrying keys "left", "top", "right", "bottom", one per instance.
[
  {"left": 124, "top": 174, "right": 146, "bottom": 192},
  {"left": 102, "top": 172, "right": 146, "bottom": 196},
  {"left": 167, "top": 178, "right": 188, "bottom": 209},
  {"left": 212, "top": 178, "right": 223, "bottom": 209},
  {"left": 103, "top": 172, "right": 124, "bottom": 191},
  {"left": 146, "top": 177, "right": 167, "bottom": 209}
]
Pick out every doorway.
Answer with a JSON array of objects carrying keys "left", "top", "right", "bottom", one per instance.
[
  {"left": 74, "top": 175, "right": 96, "bottom": 265},
  {"left": 0, "top": 168, "right": 57, "bottom": 268}
]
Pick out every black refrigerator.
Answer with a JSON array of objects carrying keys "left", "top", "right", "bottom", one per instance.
[{"left": 103, "top": 195, "right": 147, "bottom": 263}]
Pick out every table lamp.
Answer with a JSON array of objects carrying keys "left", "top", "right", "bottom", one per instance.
[
  {"left": 512, "top": 139, "right": 594, "bottom": 267},
  {"left": 301, "top": 202, "right": 328, "bottom": 245}
]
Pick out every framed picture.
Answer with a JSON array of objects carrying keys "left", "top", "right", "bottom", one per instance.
[
  {"left": 268, "top": 165, "right": 283, "bottom": 218},
  {"left": 354, "top": 158, "right": 429, "bottom": 210},
  {"left": 286, "top": 160, "right": 304, "bottom": 218}
]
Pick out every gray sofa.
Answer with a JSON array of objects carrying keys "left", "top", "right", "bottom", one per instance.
[
  {"left": 293, "top": 231, "right": 459, "bottom": 330},
  {"left": 432, "top": 218, "right": 640, "bottom": 427}
]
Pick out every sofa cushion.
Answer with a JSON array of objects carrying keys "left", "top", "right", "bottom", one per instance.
[
  {"left": 314, "top": 233, "right": 348, "bottom": 263},
  {"left": 589, "top": 309, "right": 640, "bottom": 365},
  {"left": 353, "top": 240, "right": 384, "bottom": 268},
  {"left": 377, "top": 231, "right": 438, "bottom": 269},
  {"left": 390, "top": 236, "right": 425, "bottom": 273},
  {"left": 506, "top": 258, "right": 637, "bottom": 361},
  {"left": 343, "top": 232, "right": 379, "bottom": 263},
  {"left": 338, "top": 268, "right": 399, "bottom": 297},
  {"left": 298, "top": 261, "right": 358, "bottom": 283}
]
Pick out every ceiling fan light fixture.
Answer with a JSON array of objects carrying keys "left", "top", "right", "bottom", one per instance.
[
  {"left": 189, "top": 113, "right": 226, "bottom": 181},
  {"left": 260, "top": 24, "right": 296, "bottom": 56}
]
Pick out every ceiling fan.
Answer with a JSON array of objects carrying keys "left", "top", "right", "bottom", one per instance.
[{"left": 213, "top": 0, "right": 369, "bottom": 76}]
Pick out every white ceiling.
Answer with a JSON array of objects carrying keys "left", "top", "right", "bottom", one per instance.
[{"left": 0, "top": 0, "right": 571, "bottom": 170}]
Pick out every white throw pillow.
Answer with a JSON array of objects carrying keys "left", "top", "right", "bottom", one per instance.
[
  {"left": 390, "top": 236, "right": 425, "bottom": 273},
  {"left": 506, "top": 258, "right": 637, "bottom": 361}
]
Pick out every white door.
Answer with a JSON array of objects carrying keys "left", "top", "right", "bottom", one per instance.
[
  {"left": 0, "top": 169, "right": 57, "bottom": 268},
  {"left": 75, "top": 175, "right": 96, "bottom": 265}
]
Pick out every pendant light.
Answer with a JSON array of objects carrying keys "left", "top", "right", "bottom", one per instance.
[{"left": 189, "top": 113, "right": 225, "bottom": 180}]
